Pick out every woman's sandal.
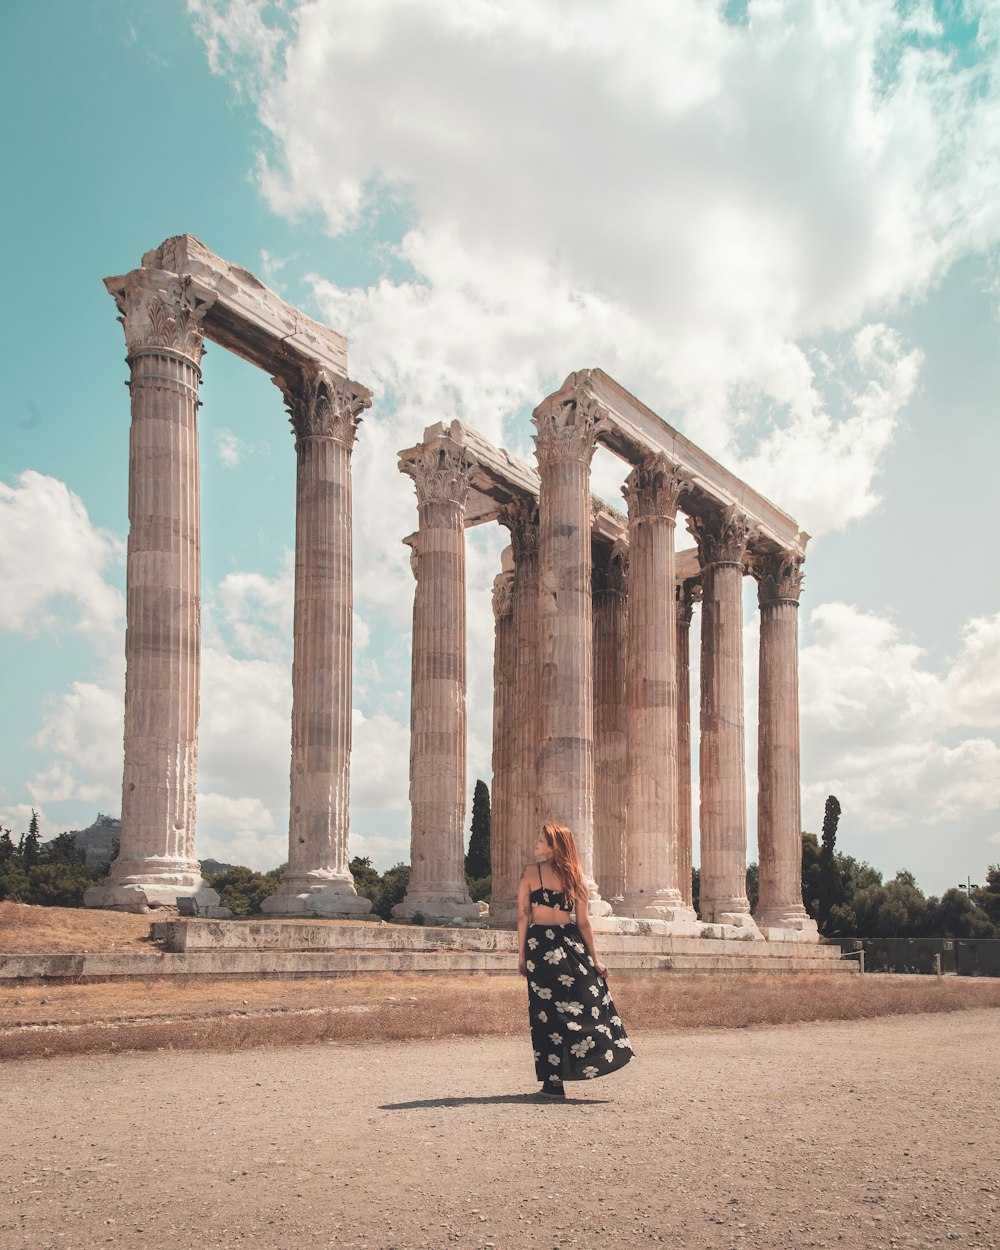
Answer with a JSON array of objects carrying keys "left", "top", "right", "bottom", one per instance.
[{"left": 537, "top": 1083, "right": 566, "bottom": 1099}]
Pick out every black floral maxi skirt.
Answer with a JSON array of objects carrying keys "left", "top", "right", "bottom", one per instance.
[{"left": 525, "top": 922, "right": 634, "bottom": 1085}]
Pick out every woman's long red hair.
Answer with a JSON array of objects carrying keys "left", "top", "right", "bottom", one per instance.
[{"left": 543, "top": 822, "right": 587, "bottom": 910}]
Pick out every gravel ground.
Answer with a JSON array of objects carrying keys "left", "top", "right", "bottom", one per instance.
[{"left": 1, "top": 1009, "right": 997, "bottom": 1250}]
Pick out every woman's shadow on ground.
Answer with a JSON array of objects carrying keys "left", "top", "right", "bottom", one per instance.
[{"left": 380, "top": 1093, "right": 612, "bottom": 1110}]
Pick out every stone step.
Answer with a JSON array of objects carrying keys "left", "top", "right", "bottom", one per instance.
[
  {"left": 0, "top": 943, "right": 856, "bottom": 983},
  {"left": 153, "top": 919, "right": 845, "bottom": 961}
]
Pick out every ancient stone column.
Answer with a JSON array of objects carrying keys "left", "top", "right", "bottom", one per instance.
[
  {"left": 86, "top": 270, "right": 221, "bottom": 911},
  {"left": 592, "top": 541, "right": 628, "bottom": 902},
  {"left": 492, "top": 500, "right": 542, "bottom": 925},
  {"left": 675, "top": 579, "right": 700, "bottom": 908},
  {"left": 619, "top": 455, "right": 697, "bottom": 923},
  {"left": 532, "top": 388, "right": 610, "bottom": 915},
  {"left": 263, "top": 368, "right": 373, "bottom": 918},
  {"left": 395, "top": 435, "right": 480, "bottom": 923},
  {"left": 689, "top": 506, "right": 758, "bottom": 931},
  {"left": 488, "top": 564, "right": 516, "bottom": 922},
  {"left": 752, "top": 551, "right": 818, "bottom": 938}
]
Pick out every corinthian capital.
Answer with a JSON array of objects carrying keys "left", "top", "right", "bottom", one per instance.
[
  {"left": 751, "top": 550, "right": 805, "bottom": 606},
  {"left": 676, "top": 578, "right": 701, "bottom": 625},
  {"left": 687, "top": 506, "right": 754, "bottom": 567},
  {"left": 105, "top": 270, "right": 213, "bottom": 360},
  {"left": 592, "top": 539, "right": 629, "bottom": 595},
  {"left": 623, "top": 454, "right": 689, "bottom": 521},
  {"left": 492, "top": 571, "right": 514, "bottom": 620},
  {"left": 402, "top": 436, "right": 478, "bottom": 508},
  {"left": 498, "top": 498, "right": 539, "bottom": 561},
  {"left": 531, "top": 377, "right": 606, "bottom": 467},
  {"left": 276, "top": 367, "right": 371, "bottom": 448}
]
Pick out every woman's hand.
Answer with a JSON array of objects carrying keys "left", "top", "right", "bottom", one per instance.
[
  {"left": 594, "top": 959, "right": 608, "bottom": 979},
  {"left": 518, "top": 954, "right": 528, "bottom": 977}
]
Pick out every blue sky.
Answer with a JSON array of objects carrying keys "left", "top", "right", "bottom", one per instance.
[{"left": 1, "top": 0, "right": 998, "bottom": 896}]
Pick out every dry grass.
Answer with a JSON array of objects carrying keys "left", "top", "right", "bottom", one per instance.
[
  {"left": 0, "top": 902, "right": 371, "bottom": 953},
  {"left": 0, "top": 902, "right": 154, "bottom": 952},
  {"left": 2, "top": 971, "right": 998, "bottom": 1063}
]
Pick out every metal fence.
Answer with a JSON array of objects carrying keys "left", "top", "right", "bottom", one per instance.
[{"left": 840, "top": 937, "right": 1000, "bottom": 976}]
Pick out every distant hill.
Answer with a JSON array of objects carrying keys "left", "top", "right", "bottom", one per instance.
[
  {"left": 65, "top": 813, "right": 120, "bottom": 868},
  {"left": 200, "top": 858, "right": 237, "bottom": 876},
  {"left": 50, "top": 815, "right": 237, "bottom": 876}
]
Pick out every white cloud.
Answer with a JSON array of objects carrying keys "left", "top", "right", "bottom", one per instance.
[
  {"left": 351, "top": 708, "right": 409, "bottom": 814},
  {"left": 196, "top": 792, "right": 284, "bottom": 871},
  {"left": 212, "top": 558, "right": 295, "bottom": 661},
  {"left": 214, "top": 428, "right": 246, "bottom": 467},
  {"left": 0, "top": 471, "right": 124, "bottom": 645},
  {"left": 192, "top": 0, "right": 1000, "bottom": 543},
  {"left": 29, "top": 680, "right": 124, "bottom": 809},
  {"left": 941, "top": 611, "right": 1000, "bottom": 729},
  {"left": 799, "top": 602, "right": 1000, "bottom": 835}
]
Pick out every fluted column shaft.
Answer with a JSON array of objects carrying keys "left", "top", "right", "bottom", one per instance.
[
  {"left": 264, "top": 370, "right": 373, "bottom": 917},
  {"left": 533, "top": 390, "right": 609, "bottom": 914},
  {"left": 753, "top": 553, "right": 817, "bottom": 936},
  {"left": 620, "top": 455, "right": 695, "bottom": 920},
  {"left": 395, "top": 436, "right": 479, "bottom": 922},
  {"left": 492, "top": 501, "right": 541, "bottom": 924},
  {"left": 676, "top": 581, "right": 698, "bottom": 908},
  {"left": 690, "top": 507, "right": 757, "bottom": 928},
  {"left": 489, "top": 568, "right": 516, "bottom": 921},
  {"left": 592, "top": 542, "right": 627, "bottom": 902},
  {"left": 87, "top": 271, "right": 218, "bottom": 909}
]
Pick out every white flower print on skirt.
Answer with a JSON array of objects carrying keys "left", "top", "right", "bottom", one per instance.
[{"left": 524, "top": 922, "right": 633, "bottom": 1084}]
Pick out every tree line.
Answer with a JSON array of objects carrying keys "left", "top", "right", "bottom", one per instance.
[
  {"left": 3, "top": 788, "right": 999, "bottom": 938},
  {"left": 0, "top": 812, "right": 114, "bottom": 906}
]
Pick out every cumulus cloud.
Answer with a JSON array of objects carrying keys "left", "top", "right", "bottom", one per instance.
[
  {"left": 941, "top": 611, "right": 1000, "bottom": 729},
  {"left": 799, "top": 602, "right": 1000, "bottom": 837},
  {"left": 28, "top": 681, "right": 124, "bottom": 809},
  {"left": 191, "top": 0, "right": 1000, "bottom": 545},
  {"left": 0, "top": 471, "right": 124, "bottom": 645}
]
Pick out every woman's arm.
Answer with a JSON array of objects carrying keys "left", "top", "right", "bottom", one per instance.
[
  {"left": 516, "top": 868, "right": 531, "bottom": 976},
  {"left": 574, "top": 893, "right": 608, "bottom": 979}
]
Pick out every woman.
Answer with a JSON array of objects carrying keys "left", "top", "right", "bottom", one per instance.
[{"left": 517, "top": 822, "right": 633, "bottom": 1098}]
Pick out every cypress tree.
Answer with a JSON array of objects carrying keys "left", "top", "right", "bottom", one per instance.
[
  {"left": 22, "top": 811, "right": 41, "bottom": 869},
  {"left": 465, "top": 780, "right": 491, "bottom": 879},
  {"left": 817, "top": 795, "right": 845, "bottom": 933}
]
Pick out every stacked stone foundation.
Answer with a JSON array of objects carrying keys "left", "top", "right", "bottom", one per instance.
[{"left": 0, "top": 920, "right": 853, "bottom": 984}]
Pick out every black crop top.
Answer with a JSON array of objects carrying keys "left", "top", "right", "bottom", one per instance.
[{"left": 528, "top": 864, "right": 573, "bottom": 913}]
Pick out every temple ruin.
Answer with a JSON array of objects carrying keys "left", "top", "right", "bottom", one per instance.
[
  {"left": 394, "top": 372, "right": 816, "bottom": 941},
  {"left": 85, "top": 236, "right": 372, "bottom": 918},
  {"left": 87, "top": 237, "right": 817, "bottom": 945}
]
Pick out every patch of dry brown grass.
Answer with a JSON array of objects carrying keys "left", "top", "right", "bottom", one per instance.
[
  {"left": 0, "top": 902, "right": 153, "bottom": 952},
  {"left": 613, "top": 972, "right": 1000, "bottom": 1031},
  {"left": 1, "top": 971, "right": 998, "bottom": 1062}
]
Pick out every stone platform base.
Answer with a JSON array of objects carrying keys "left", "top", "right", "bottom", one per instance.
[{"left": 0, "top": 920, "right": 855, "bottom": 983}]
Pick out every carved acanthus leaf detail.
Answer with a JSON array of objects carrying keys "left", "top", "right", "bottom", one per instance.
[
  {"left": 592, "top": 539, "right": 629, "bottom": 595},
  {"left": 687, "top": 506, "right": 754, "bottom": 567},
  {"left": 402, "top": 438, "right": 478, "bottom": 508},
  {"left": 531, "top": 378, "right": 606, "bottom": 467},
  {"left": 108, "top": 272, "right": 213, "bottom": 360},
  {"left": 403, "top": 533, "right": 419, "bottom": 581},
  {"left": 498, "top": 498, "right": 539, "bottom": 561},
  {"left": 277, "top": 368, "right": 371, "bottom": 448},
  {"left": 492, "top": 572, "right": 514, "bottom": 620},
  {"left": 623, "top": 454, "right": 689, "bottom": 521},
  {"left": 675, "top": 577, "right": 702, "bottom": 625},
  {"left": 751, "top": 551, "right": 805, "bottom": 606}
]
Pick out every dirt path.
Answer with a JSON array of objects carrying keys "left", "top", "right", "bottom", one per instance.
[{"left": 2, "top": 1010, "right": 997, "bottom": 1250}]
